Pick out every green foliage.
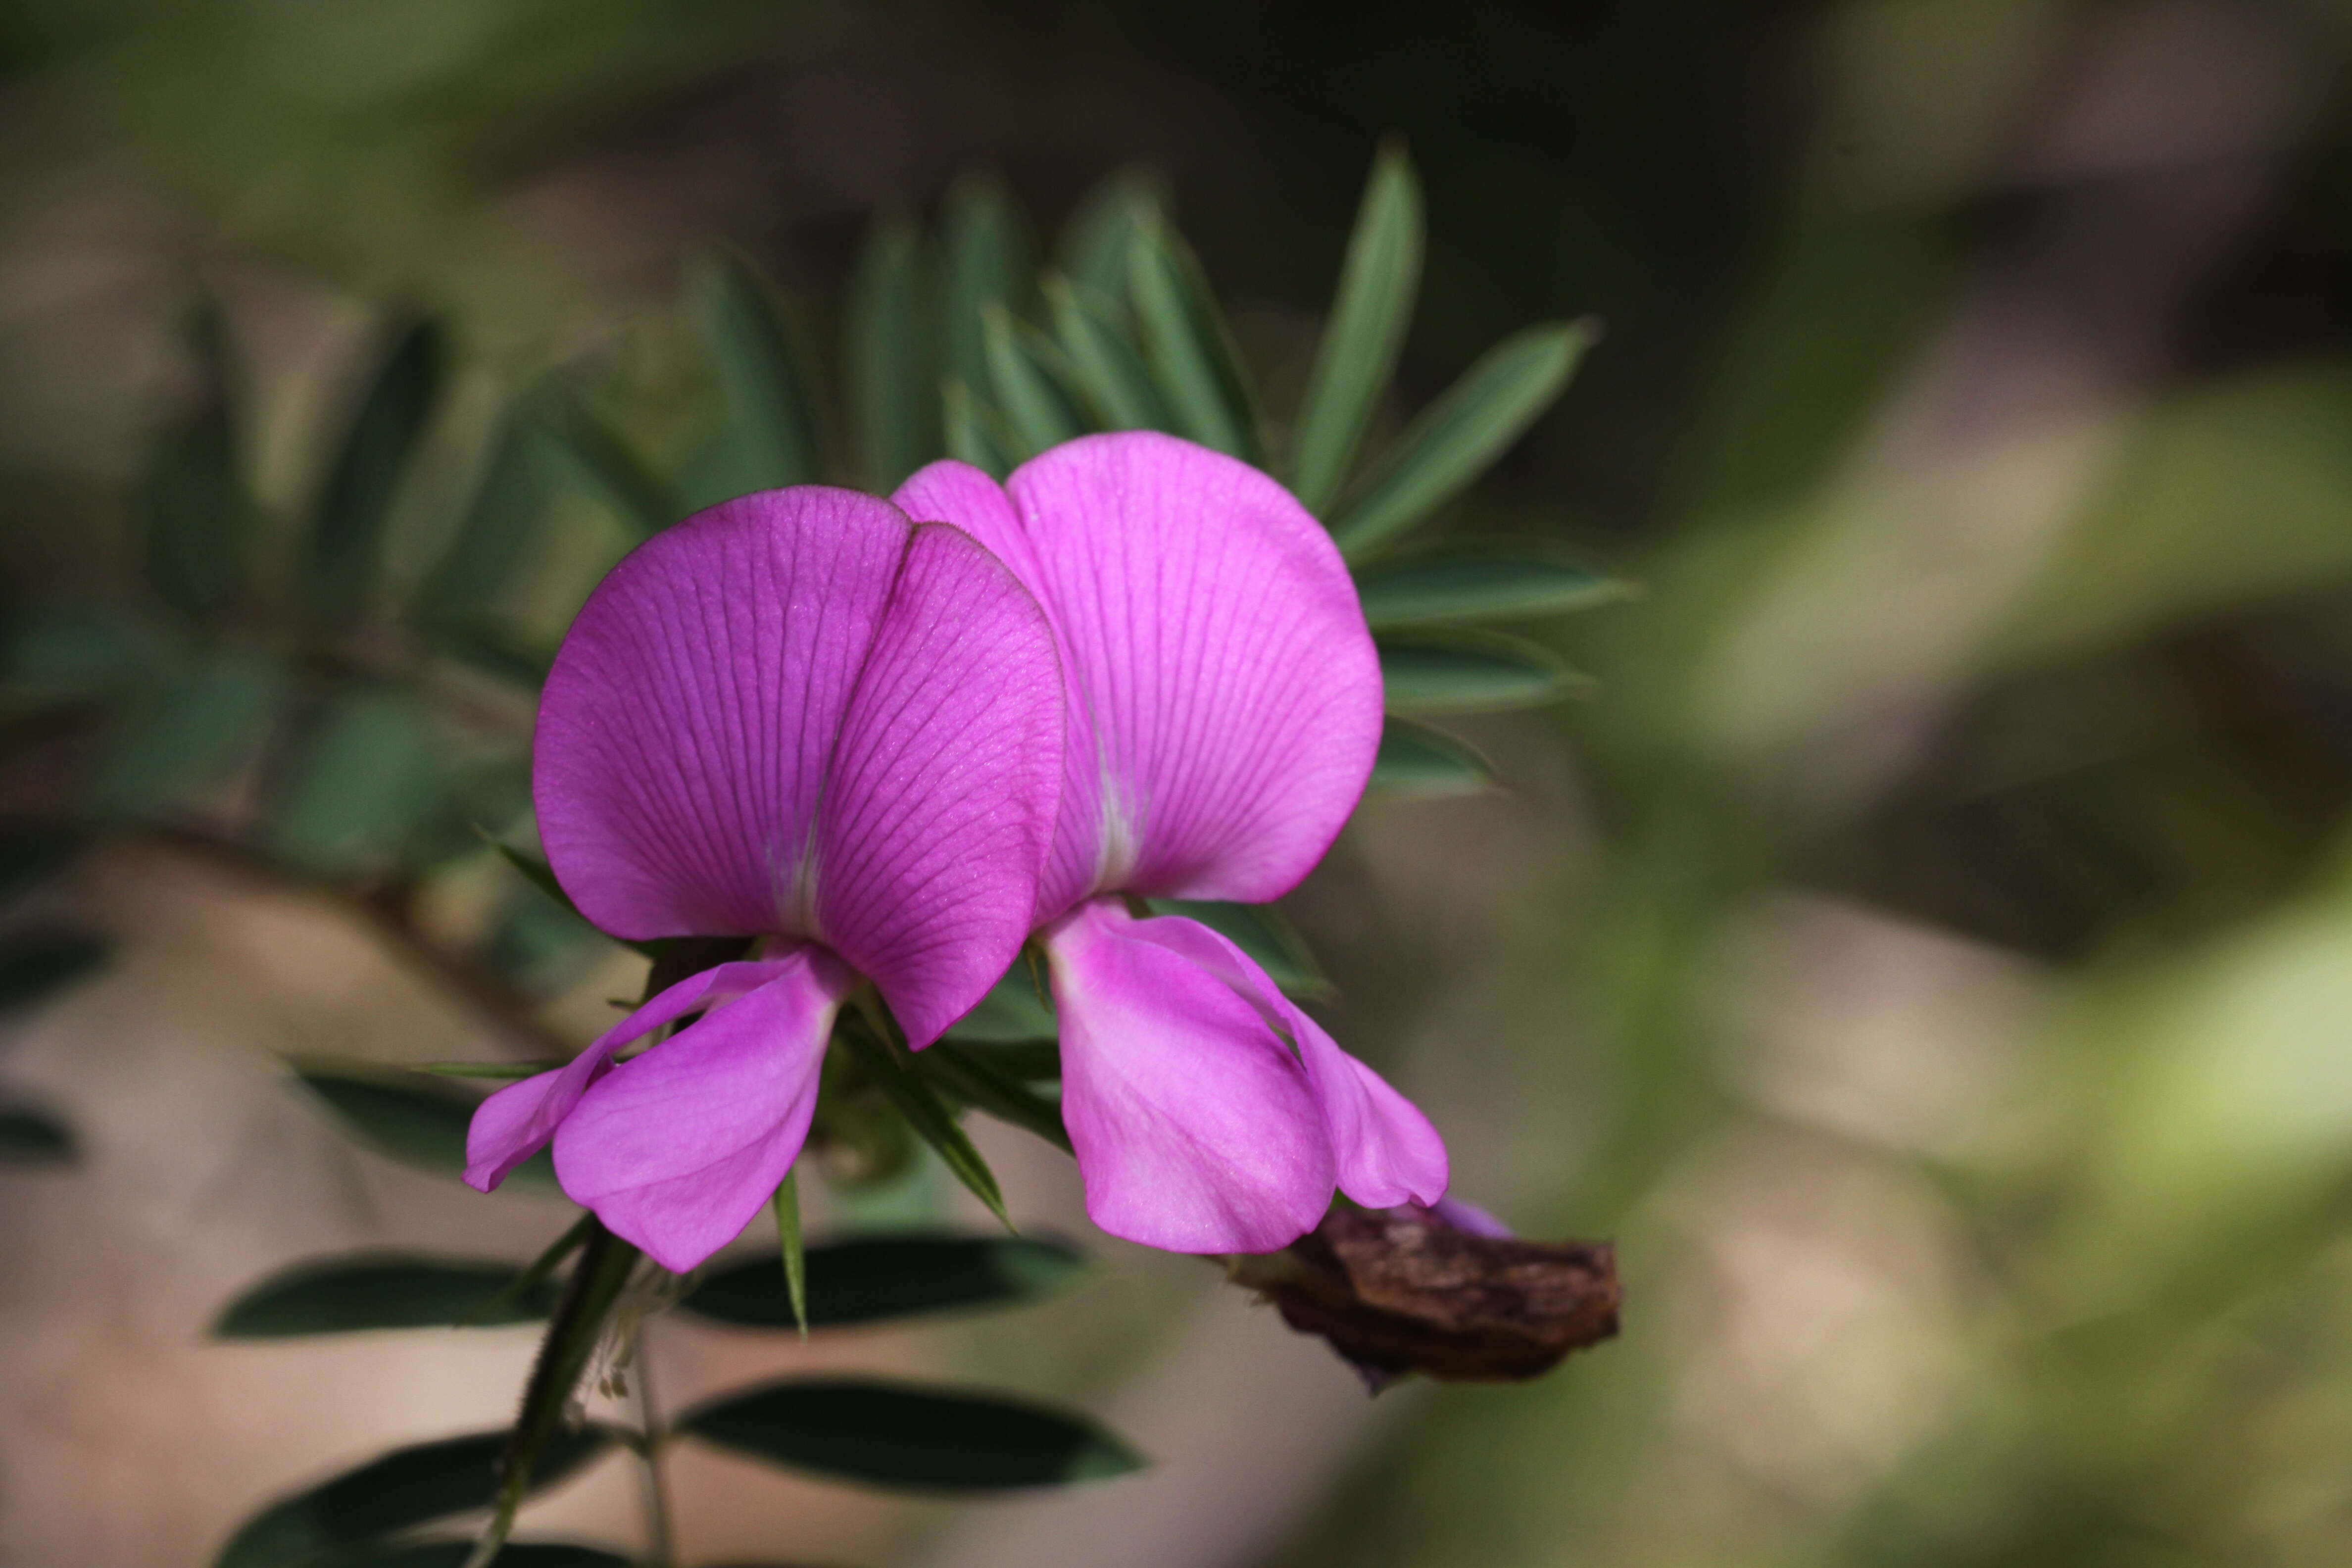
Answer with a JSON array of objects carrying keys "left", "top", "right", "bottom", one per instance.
[
  {"left": 847, "top": 216, "right": 941, "bottom": 490},
  {"left": 0, "top": 1107, "right": 75, "bottom": 1164},
  {"left": 211, "top": 1425, "right": 613, "bottom": 1568},
  {"left": 269, "top": 689, "right": 445, "bottom": 874},
  {"left": 1288, "top": 143, "right": 1424, "bottom": 515},
  {"left": 1128, "top": 216, "right": 1265, "bottom": 466},
  {"left": 1377, "top": 628, "right": 1589, "bottom": 712},
  {"left": 679, "top": 1377, "right": 1143, "bottom": 1492},
  {"left": 694, "top": 249, "right": 824, "bottom": 492},
  {"left": 1368, "top": 718, "right": 1494, "bottom": 795},
  {"left": 303, "top": 319, "right": 444, "bottom": 629},
  {"left": 683, "top": 1232, "right": 1085, "bottom": 1330},
  {"left": 1353, "top": 545, "right": 1631, "bottom": 628},
  {"left": 835, "top": 1010, "right": 1011, "bottom": 1230},
  {"left": 291, "top": 1062, "right": 556, "bottom": 1188},
  {"left": 412, "top": 392, "right": 556, "bottom": 635},
  {"left": 141, "top": 301, "right": 250, "bottom": 634},
  {"left": 0, "top": 931, "right": 107, "bottom": 1011},
  {"left": 1328, "top": 321, "right": 1595, "bottom": 556},
  {"left": 1146, "top": 898, "right": 1327, "bottom": 997},
  {"left": 211, "top": 1255, "right": 559, "bottom": 1336},
  {"left": 940, "top": 173, "right": 1035, "bottom": 400},
  {"left": 86, "top": 649, "right": 286, "bottom": 819}
]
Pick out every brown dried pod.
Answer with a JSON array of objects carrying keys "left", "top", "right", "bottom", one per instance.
[{"left": 1230, "top": 1203, "right": 1620, "bottom": 1391}]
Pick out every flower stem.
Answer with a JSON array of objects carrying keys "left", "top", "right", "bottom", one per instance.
[{"left": 632, "top": 1326, "right": 678, "bottom": 1568}]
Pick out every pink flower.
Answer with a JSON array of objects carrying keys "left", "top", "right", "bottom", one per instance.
[
  {"left": 463, "top": 488, "right": 1063, "bottom": 1272},
  {"left": 897, "top": 433, "right": 1448, "bottom": 1253}
]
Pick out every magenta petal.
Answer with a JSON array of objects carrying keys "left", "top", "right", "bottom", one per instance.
[
  {"left": 553, "top": 949, "right": 851, "bottom": 1273},
  {"left": 1043, "top": 898, "right": 1334, "bottom": 1253},
  {"left": 463, "top": 958, "right": 800, "bottom": 1192},
  {"left": 1122, "top": 913, "right": 1449, "bottom": 1210},
  {"left": 534, "top": 487, "right": 921, "bottom": 942},
  {"left": 900, "top": 434, "right": 1382, "bottom": 914},
  {"left": 813, "top": 523, "right": 1064, "bottom": 1046},
  {"left": 895, "top": 463, "right": 1103, "bottom": 925}
]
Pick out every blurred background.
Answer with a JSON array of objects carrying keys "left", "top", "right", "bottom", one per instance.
[{"left": 9, "top": 0, "right": 2352, "bottom": 1564}]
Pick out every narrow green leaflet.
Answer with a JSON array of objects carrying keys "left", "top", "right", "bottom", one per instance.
[
  {"left": 212, "top": 1255, "right": 558, "bottom": 1336},
  {"left": 837, "top": 1014, "right": 1011, "bottom": 1229},
  {"left": 1377, "top": 629, "right": 1589, "bottom": 713},
  {"left": 680, "top": 1377, "right": 1142, "bottom": 1492},
  {"left": 939, "top": 173, "right": 1034, "bottom": 398},
  {"left": 413, "top": 393, "right": 554, "bottom": 631},
  {"left": 468, "top": 1224, "right": 639, "bottom": 1568},
  {"left": 1352, "top": 543, "right": 1632, "bottom": 627},
  {"left": 211, "top": 1425, "right": 613, "bottom": 1568},
  {"left": 847, "top": 216, "right": 941, "bottom": 489},
  {"left": 268, "top": 688, "right": 445, "bottom": 874},
  {"left": 342, "top": 1543, "right": 630, "bottom": 1568},
  {"left": 0, "top": 931, "right": 107, "bottom": 1011},
  {"left": 1147, "top": 899, "right": 1326, "bottom": 997},
  {"left": 1055, "top": 168, "right": 1164, "bottom": 304},
  {"left": 488, "top": 839, "right": 661, "bottom": 960},
  {"left": 142, "top": 301, "right": 249, "bottom": 633},
  {"left": 943, "top": 963, "right": 1055, "bottom": 1043},
  {"left": 694, "top": 250, "right": 823, "bottom": 491},
  {"left": 1044, "top": 277, "right": 1173, "bottom": 431},
  {"left": 86, "top": 648, "right": 286, "bottom": 819},
  {"left": 536, "top": 392, "right": 674, "bottom": 539},
  {"left": 0, "top": 1107, "right": 75, "bottom": 1164},
  {"left": 290, "top": 1062, "right": 557, "bottom": 1188},
  {"left": 1128, "top": 219, "right": 1265, "bottom": 466},
  {"left": 1288, "top": 144, "right": 1424, "bottom": 514},
  {"left": 918, "top": 1043, "right": 1069, "bottom": 1152},
  {"left": 1329, "top": 320, "right": 1597, "bottom": 556},
  {"left": 983, "top": 304, "right": 1088, "bottom": 456},
  {"left": 685, "top": 1233, "right": 1084, "bottom": 1331},
  {"left": 773, "top": 1168, "right": 809, "bottom": 1339},
  {"left": 1367, "top": 717, "right": 1494, "bottom": 795},
  {"left": 303, "top": 318, "right": 444, "bottom": 629},
  {"left": 942, "top": 379, "right": 1014, "bottom": 480},
  {"left": 420, "top": 1061, "right": 559, "bottom": 1081}
]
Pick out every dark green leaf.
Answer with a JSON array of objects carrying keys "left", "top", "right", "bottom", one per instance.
[
  {"left": 847, "top": 216, "right": 941, "bottom": 490},
  {"left": 942, "top": 379, "right": 1014, "bottom": 481},
  {"left": 142, "top": 301, "right": 250, "bottom": 632},
  {"left": 291, "top": 1062, "right": 556, "bottom": 1188},
  {"left": 952, "top": 1038, "right": 1060, "bottom": 1080},
  {"left": 1288, "top": 144, "right": 1423, "bottom": 515},
  {"left": 694, "top": 250, "right": 823, "bottom": 491},
  {"left": 943, "top": 962, "right": 1054, "bottom": 1043},
  {"left": 1056, "top": 168, "right": 1165, "bottom": 304},
  {"left": 2, "top": 603, "right": 173, "bottom": 700},
  {"left": 419, "top": 1061, "right": 561, "bottom": 1081},
  {"left": 681, "top": 1377, "right": 1141, "bottom": 1492},
  {"left": 212, "top": 1254, "right": 557, "bottom": 1337},
  {"left": 1145, "top": 899, "right": 1326, "bottom": 997},
  {"left": 0, "top": 826, "right": 83, "bottom": 903},
  {"left": 413, "top": 394, "right": 553, "bottom": 629},
  {"left": 269, "top": 688, "right": 445, "bottom": 874},
  {"left": 342, "top": 1542, "right": 631, "bottom": 1568},
  {"left": 0, "top": 1107, "right": 75, "bottom": 1164},
  {"left": 1128, "top": 218, "right": 1264, "bottom": 466},
  {"left": 1378, "top": 630, "right": 1589, "bottom": 713},
  {"left": 473, "top": 1223, "right": 640, "bottom": 1565},
  {"left": 537, "top": 392, "right": 675, "bottom": 539},
  {"left": 303, "top": 319, "right": 444, "bottom": 628},
  {"left": 1367, "top": 717, "right": 1494, "bottom": 795},
  {"left": 774, "top": 1168, "right": 808, "bottom": 1338},
  {"left": 87, "top": 649, "right": 286, "bottom": 819},
  {"left": 837, "top": 1014, "right": 1010, "bottom": 1229},
  {"left": 939, "top": 173, "right": 1033, "bottom": 398},
  {"left": 0, "top": 931, "right": 106, "bottom": 1011},
  {"left": 685, "top": 1233, "right": 1084, "bottom": 1331},
  {"left": 983, "top": 304, "right": 1087, "bottom": 457},
  {"left": 1353, "top": 544, "right": 1632, "bottom": 628},
  {"left": 919, "top": 1043, "right": 1069, "bottom": 1152},
  {"left": 427, "top": 617, "right": 554, "bottom": 690},
  {"left": 1329, "top": 320, "right": 1597, "bottom": 555},
  {"left": 1044, "top": 277, "right": 1173, "bottom": 432},
  {"left": 488, "top": 840, "right": 660, "bottom": 961},
  {"left": 211, "top": 1425, "right": 613, "bottom": 1568}
]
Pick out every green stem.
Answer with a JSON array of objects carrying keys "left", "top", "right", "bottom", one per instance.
[{"left": 632, "top": 1327, "right": 678, "bottom": 1568}]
